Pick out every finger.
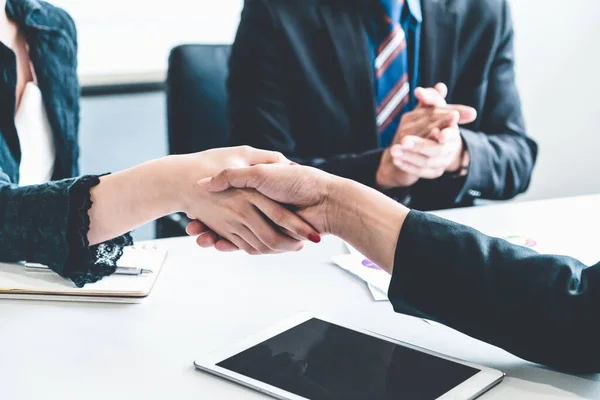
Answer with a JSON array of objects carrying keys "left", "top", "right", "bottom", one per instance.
[
  {"left": 244, "top": 203, "right": 305, "bottom": 252},
  {"left": 434, "top": 82, "right": 448, "bottom": 99},
  {"left": 427, "top": 127, "right": 442, "bottom": 142},
  {"left": 423, "top": 110, "right": 459, "bottom": 135},
  {"left": 400, "top": 108, "right": 459, "bottom": 138},
  {"left": 397, "top": 136, "right": 445, "bottom": 157},
  {"left": 253, "top": 195, "right": 320, "bottom": 243},
  {"left": 437, "top": 126, "right": 462, "bottom": 146},
  {"left": 234, "top": 223, "right": 276, "bottom": 254},
  {"left": 186, "top": 220, "right": 211, "bottom": 236},
  {"left": 203, "top": 166, "right": 264, "bottom": 193},
  {"left": 196, "top": 231, "right": 219, "bottom": 248},
  {"left": 395, "top": 150, "right": 453, "bottom": 170},
  {"left": 446, "top": 104, "right": 477, "bottom": 125},
  {"left": 414, "top": 86, "right": 447, "bottom": 107},
  {"left": 280, "top": 227, "right": 305, "bottom": 242},
  {"left": 226, "top": 232, "right": 261, "bottom": 255},
  {"left": 238, "top": 146, "right": 289, "bottom": 165},
  {"left": 392, "top": 149, "right": 429, "bottom": 168},
  {"left": 214, "top": 239, "right": 240, "bottom": 252},
  {"left": 395, "top": 160, "right": 446, "bottom": 180}
]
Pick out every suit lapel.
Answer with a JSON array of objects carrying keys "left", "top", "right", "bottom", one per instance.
[
  {"left": 421, "top": 0, "right": 459, "bottom": 95},
  {"left": 320, "top": 1, "right": 378, "bottom": 144}
]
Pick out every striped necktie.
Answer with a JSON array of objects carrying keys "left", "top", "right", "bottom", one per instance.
[{"left": 373, "top": 0, "right": 410, "bottom": 147}]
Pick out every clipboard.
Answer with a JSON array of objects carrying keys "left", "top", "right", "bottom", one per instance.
[{"left": 0, "top": 244, "right": 167, "bottom": 303}]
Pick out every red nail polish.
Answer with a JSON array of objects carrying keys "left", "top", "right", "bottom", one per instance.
[{"left": 308, "top": 233, "right": 321, "bottom": 243}]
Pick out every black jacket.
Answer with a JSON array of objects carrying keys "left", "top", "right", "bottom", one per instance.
[
  {"left": 228, "top": 0, "right": 538, "bottom": 210},
  {"left": 391, "top": 211, "right": 600, "bottom": 373}
]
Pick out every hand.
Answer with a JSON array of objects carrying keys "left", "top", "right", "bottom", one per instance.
[
  {"left": 176, "top": 146, "right": 319, "bottom": 254},
  {"left": 376, "top": 84, "right": 475, "bottom": 188},
  {"left": 189, "top": 165, "right": 334, "bottom": 252},
  {"left": 390, "top": 126, "right": 466, "bottom": 180},
  {"left": 393, "top": 83, "right": 471, "bottom": 179},
  {"left": 183, "top": 186, "right": 319, "bottom": 255}
]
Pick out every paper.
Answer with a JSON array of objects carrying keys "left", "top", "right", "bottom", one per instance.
[
  {"left": 332, "top": 252, "right": 391, "bottom": 302},
  {"left": 337, "top": 235, "right": 539, "bottom": 302},
  {"left": 0, "top": 244, "right": 167, "bottom": 303}
]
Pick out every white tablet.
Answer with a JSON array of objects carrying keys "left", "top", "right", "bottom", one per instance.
[{"left": 194, "top": 313, "right": 504, "bottom": 400}]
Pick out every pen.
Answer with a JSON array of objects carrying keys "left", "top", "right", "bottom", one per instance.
[{"left": 23, "top": 263, "right": 153, "bottom": 276}]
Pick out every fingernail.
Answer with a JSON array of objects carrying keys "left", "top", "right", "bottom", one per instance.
[
  {"left": 308, "top": 233, "right": 321, "bottom": 243},
  {"left": 403, "top": 140, "right": 415, "bottom": 149},
  {"left": 197, "top": 177, "right": 212, "bottom": 186}
]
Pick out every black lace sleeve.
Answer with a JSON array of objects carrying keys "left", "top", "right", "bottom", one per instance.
[{"left": 62, "top": 175, "right": 132, "bottom": 288}]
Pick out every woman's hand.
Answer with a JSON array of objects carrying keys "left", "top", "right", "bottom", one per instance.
[
  {"left": 183, "top": 186, "right": 320, "bottom": 254},
  {"left": 172, "top": 146, "right": 319, "bottom": 254}
]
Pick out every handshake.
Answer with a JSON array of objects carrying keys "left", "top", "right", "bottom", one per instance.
[
  {"left": 180, "top": 146, "right": 337, "bottom": 255},
  {"left": 177, "top": 145, "right": 406, "bottom": 274}
]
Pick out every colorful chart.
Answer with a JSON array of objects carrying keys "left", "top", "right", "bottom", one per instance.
[{"left": 361, "top": 259, "right": 383, "bottom": 271}]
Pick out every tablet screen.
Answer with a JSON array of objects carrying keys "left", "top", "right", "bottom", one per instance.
[{"left": 217, "top": 318, "right": 480, "bottom": 400}]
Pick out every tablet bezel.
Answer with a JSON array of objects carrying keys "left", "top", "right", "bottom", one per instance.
[{"left": 194, "top": 312, "right": 504, "bottom": 400}]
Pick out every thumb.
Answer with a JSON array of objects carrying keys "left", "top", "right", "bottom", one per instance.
[
  {"left": 415, "top": 86, "right": 447, "bottom": 107},
  {"left": 199, "top": 166, "right": 264, "bottom": 193},
  {"left": 244, "top": 147, "right": 288, "bottom": 165},
  {"left": 434, "top": 82, "right": 448, "bottom": 99}
]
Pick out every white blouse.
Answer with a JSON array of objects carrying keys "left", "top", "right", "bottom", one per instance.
[{"left": 14, "top": 81, "right": 56, "bottom": 186}]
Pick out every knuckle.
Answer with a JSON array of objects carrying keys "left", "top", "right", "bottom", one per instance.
[
  {"left": 266, "top": 232, "right": 285, "bottom": 250},
  {"left": 270, "top": 209, "right": 286, "bottom": 226}
]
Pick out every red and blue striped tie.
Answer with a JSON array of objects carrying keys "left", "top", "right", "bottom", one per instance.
[{"left": 373, "top": 0, "right": 410, "bottom": 147}]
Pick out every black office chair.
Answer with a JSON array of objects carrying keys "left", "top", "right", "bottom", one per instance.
[{"left": 156, "top": 44, "right": 232, "bottom": 239}]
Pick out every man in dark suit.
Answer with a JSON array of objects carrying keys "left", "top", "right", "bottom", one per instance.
[{"left": 228, "top": 0, "right": 538, "bottom": 210}]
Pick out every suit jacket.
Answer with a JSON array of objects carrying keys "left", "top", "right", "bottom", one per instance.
[
  {"left": 228, "top": 0, "right": 538, "bottom": 210},
  {"left": 390, "top": 211, "right": 600, "bottom": 373}
]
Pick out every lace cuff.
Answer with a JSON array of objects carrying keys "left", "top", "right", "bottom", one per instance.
[{"left": 63, "top": 175, "right": 133, "bottom": 288}]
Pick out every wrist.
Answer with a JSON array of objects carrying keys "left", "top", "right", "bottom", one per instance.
[
  {"left": 325, "top": 177, "right": 357, "bottom": 237},
  {"left": 446, "top": 136, "right": 469, "bottom": 174},
  {"left": 162, "top": 154, "right": 210, "bottom": 214},
  {"left": 326, "top": 177, "right": 409, "bottom": 274}
]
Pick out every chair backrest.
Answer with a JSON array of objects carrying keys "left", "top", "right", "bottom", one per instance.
[{"left": 166, "top": 44, "right": 231, "bottom": 154}]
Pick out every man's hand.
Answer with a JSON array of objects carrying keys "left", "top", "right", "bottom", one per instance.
[{"left": 376, "top": 84, "right": 475, "bottom": 189}]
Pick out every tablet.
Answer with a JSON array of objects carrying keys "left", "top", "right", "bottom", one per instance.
[{"left": 194, "top": 313, "right": 504, "bottom": 400}]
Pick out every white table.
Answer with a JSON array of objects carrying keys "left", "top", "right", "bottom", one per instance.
[{"left": 1, "top": 195, "right": 599, "bottom": 399}]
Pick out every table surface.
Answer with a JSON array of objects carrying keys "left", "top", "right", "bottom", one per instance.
[{"left": 2, "top": 195, "right": 600, "bottom": 399}]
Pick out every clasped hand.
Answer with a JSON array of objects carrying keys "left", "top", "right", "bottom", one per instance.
[
  {"left": 376, "top": 83, "right": 477, "bottom": 189},
  {"left": 178, "top": 146, "right": 320, "bottom": 255}
]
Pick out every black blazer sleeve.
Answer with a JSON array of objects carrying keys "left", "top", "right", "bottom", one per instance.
[
  {"left": 389, "top": 210, "right": 600, "bottom": 373},
  {"left": 411, "top": 1, "right": 538, "bottom": 209},
  {"left": 228, "top": 0, "right": 383, "bottom": 188}
]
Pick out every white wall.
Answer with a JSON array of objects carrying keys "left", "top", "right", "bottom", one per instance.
[
  {"left": 511, "top": 0, "right": 600, "bottom": 200},
  {"left": 57, "top": 0, "right": 600, "bottom": 201}
]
